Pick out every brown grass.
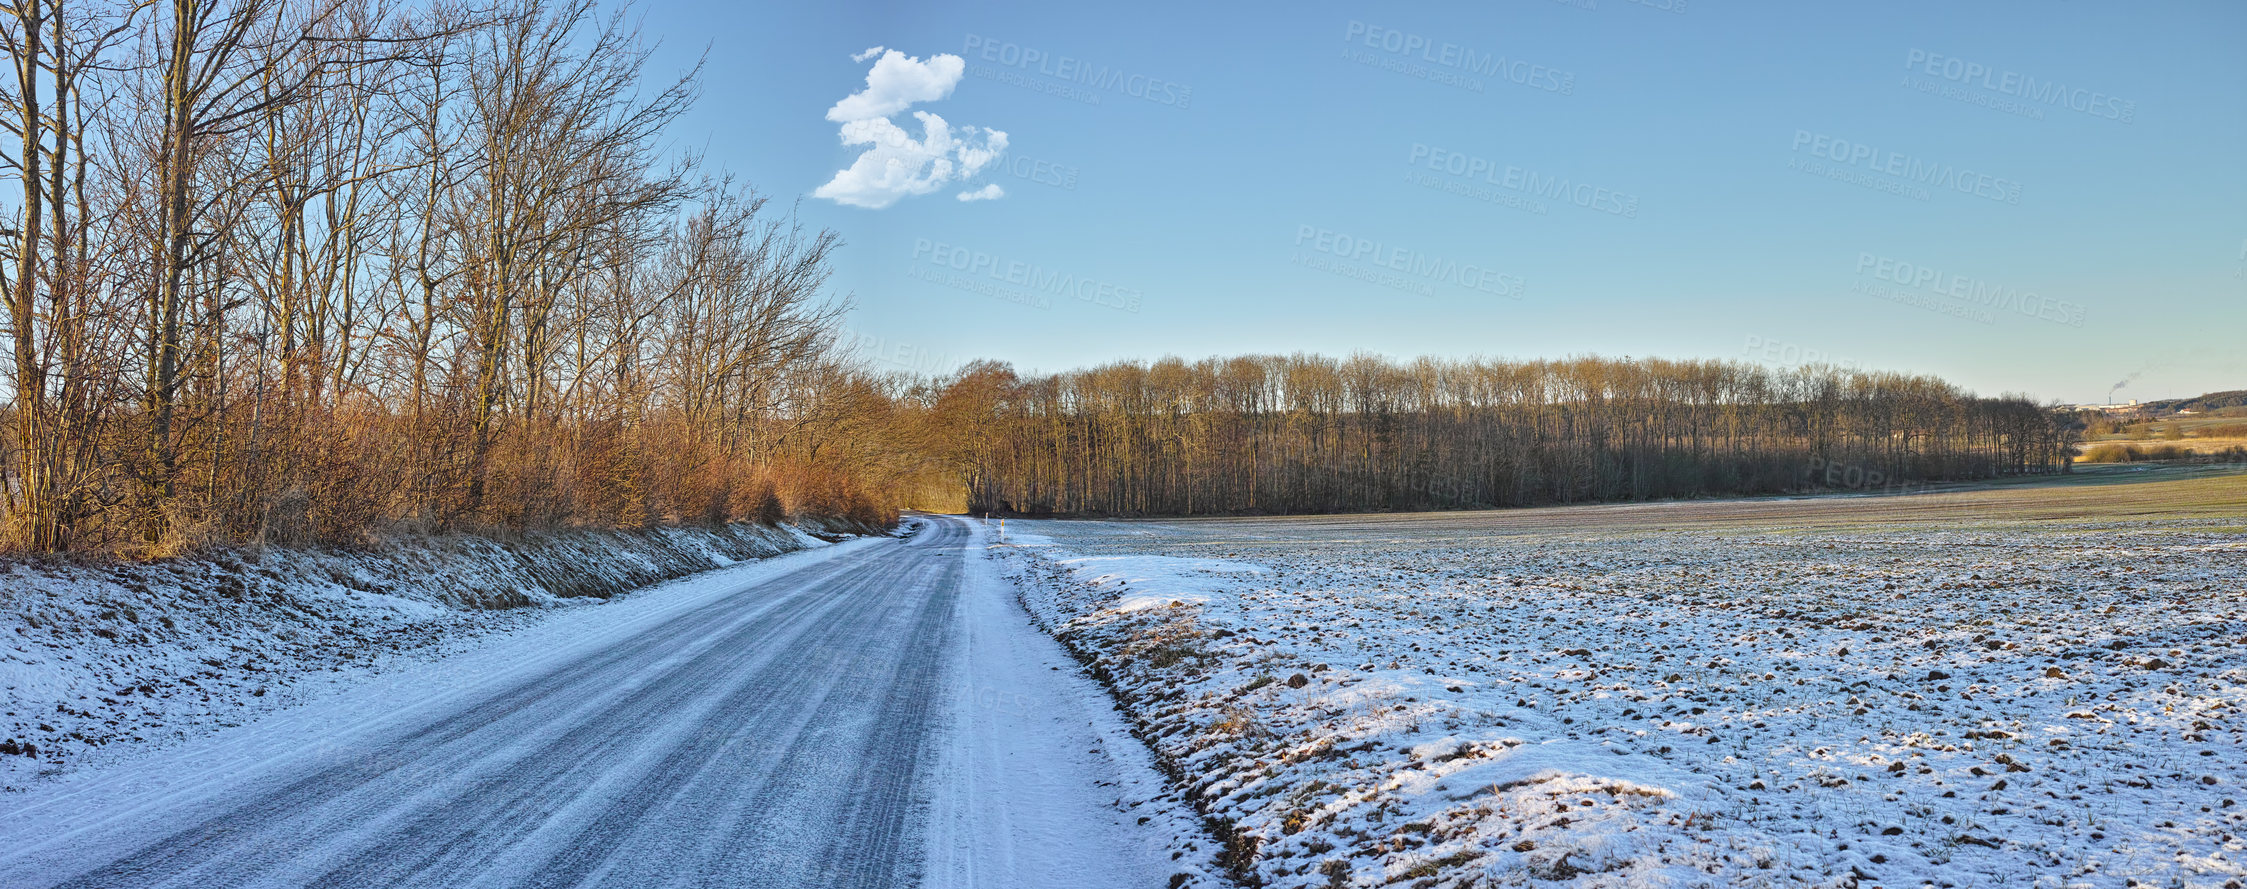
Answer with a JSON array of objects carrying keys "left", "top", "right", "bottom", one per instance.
[
  {"left": 2080, "top": 443, "right": 2188, "bottom": 463},
  {"left": 2082, "top": 442, "right": 2247, "bottom": 464},
  {"left": 1130, "top": 464, "right": 2247, "bottom": 540}
]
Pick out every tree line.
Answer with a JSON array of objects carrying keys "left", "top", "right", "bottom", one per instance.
[
  {"left": 2, "top": 0, "right": 920, "bottom": 554},
  {"left": 928, "top": 354, "right": 2076, "bottom": 516}
]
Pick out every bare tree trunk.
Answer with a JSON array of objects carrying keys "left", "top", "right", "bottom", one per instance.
[{"left": 5, "top": 0, "right": 55, "bottom": 548}]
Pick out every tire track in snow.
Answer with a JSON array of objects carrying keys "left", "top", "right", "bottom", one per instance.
[{"left": 37, "top": 554, "right": 876, "bottom": 888}]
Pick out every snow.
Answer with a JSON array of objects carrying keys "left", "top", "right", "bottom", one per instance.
[
  {"left": 1054, "top": 555, "right": 1266, "bottom": 613},
  {"left": 993, "top": 512, "right": 2247, "bottom": 887},
  {"left": 0, "top": 522, "right": 823, "bottom": 790},
  {"left": 15, "top": 501, "right": 2232, "bottom": 886},
  {"left": 925, "top": 517, "right": 1221, "bottom": 887},
  {"left": 0, "top": 516, "right": 1222, "bottom": 888},
  {"left": 0, "top": 532, "right": 889, "bottom": 878}
]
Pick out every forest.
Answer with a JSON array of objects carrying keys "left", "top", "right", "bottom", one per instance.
[
  {"left": 1, "top": 0, "right": 2082, "bottom": 554},
  {"left": 934, "top": 355, "right": 2077, "bottom": 517},
  {"left": 1, "top": 0, "right": 930, "bottom": 554}
]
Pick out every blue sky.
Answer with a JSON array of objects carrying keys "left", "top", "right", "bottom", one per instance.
[{"left": 635, "top": 0, "right": 2246, "bottom": 404}]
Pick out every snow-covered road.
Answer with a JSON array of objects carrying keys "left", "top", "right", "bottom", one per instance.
[{"left": 0, "top": 517, "right": 1206, "bottom": 888}]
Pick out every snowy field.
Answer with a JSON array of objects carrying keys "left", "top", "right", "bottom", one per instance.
[{"left": 994, "top": 467, "right": 2247, "bottom": 888}]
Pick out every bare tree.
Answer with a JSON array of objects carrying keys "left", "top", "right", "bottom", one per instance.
[
  {"left": 2, "top": 0, "right": 140, "bottom": 550},
  {"left": 947, "top": 355, "right": 2072, "bottom": 518},
  {"left": 1, "top": 0, "right": 894, "bottom": 555}
]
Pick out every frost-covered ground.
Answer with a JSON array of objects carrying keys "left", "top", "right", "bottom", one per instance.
[
  {"left": 0, "top": 516, "right": 1211, "bottom": 888},
  {"left": 994, "top": 478, "right": 2247, "bottom": 888},
  {"left": 0, "top": 522, "right": 838, "bottom": 790}
]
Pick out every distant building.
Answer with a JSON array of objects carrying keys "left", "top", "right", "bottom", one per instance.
[{"left": 2075, "top": 400, "right": 2145, "bottom": 416}]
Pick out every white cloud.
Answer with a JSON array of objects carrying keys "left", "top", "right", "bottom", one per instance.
[
  {"left": 814, "top": 49, "right": 1006, "bottom": 209},
  {"left": 825, "top": 48, "right": 966, "bottom": 123},
  {"left": 957, "top": 184, "right": 1004, "bottom": 202}
]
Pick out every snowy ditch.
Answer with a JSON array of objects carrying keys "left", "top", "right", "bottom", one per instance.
[
  {"left": 0, "top": 521, "right": 851, "bottom": 790},
  {"left": 991, "top": 516, "right": 2247, "bottom": 888}
]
